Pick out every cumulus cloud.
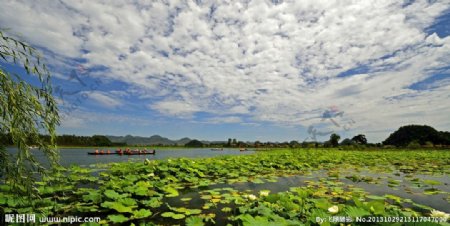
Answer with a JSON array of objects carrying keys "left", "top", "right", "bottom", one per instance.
[
  {"left": 83, "top": 91, "right": 123, "bottom": 108},
  {"left": 1, "top": 0, "right": 449, "bottom": 141}
]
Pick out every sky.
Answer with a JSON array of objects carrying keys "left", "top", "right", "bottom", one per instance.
[{"left": 0, "top": 0, "right": 449, "bottom": 143}]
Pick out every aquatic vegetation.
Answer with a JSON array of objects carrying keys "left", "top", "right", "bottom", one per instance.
[{"left": 0, "top": 149, "right": 449, "bottom": 225}]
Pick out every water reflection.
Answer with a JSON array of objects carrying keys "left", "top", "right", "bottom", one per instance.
[{"left": 6, "top": 148, "right": 256, "bottom": 167}]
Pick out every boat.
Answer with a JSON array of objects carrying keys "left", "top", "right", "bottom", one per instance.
[
  {"left": 87, "top": 152, "right": 116, "bottom": 155},
  {"left": 211, "top": 148, "right": 223, "bottom": 151},
  {"left": 116, "top": 149, "right": 156, "bottom": 155},
  {"left": 88, "top": 149, "right": 156, "bottom": 155},
  {"left": 239, "top": 148, "right": 248, "bottom": 151},
  {"left": 122, "top": 151, "right": 155, "bottom": 155}
]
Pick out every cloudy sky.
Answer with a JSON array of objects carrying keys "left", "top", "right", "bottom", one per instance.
[{"left": 1, "top": 0, "right": 449, "bottom": 142}]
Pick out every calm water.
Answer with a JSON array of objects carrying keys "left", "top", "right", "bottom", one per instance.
[{"left": 7, "top": 148, "right": 255, "bottom": 167}]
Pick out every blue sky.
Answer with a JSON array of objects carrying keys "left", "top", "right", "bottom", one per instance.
[{"left": 1, "top": 0, "right": 449, "bottom": 142}]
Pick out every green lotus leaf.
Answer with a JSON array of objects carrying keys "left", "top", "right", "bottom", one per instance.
[
  {"left": 221, "top": 207, "right": 232, "bottom": 212},
  {"left": 161, "top": 212, "right": 175, "bottom": 217},
  {"left": 423, "top": 180, "right": 441, "bottom": 186},
  {"left": 172, "top": 213, "right": 186, "bottom": 219},
  {"left": 101, "top": 201, "right": 134, "bottom": 213},
  {"left": 142, "top": 198, "right": 162, "bottom": 208},
  {"left": 313, "top": 199, "right": 331, "bottom": 210},
  {"left": 133, "top": 209, "right": 152, "bottom": 219},
  {"left": 104, "top": 190, "right": 127, "bottom": 200},
  {"left": 107, "top": 214, "right": 129, "bottom": 223},
  {"left": 185, "top": 216, "right": 205, "bottom": 226},
  {"left": 118, "top": 197, "right": 136, "bottom": 207},
  {"left": 163, "top": 186, "right": 179, "bottom": 197},
  {"left": 366, "top": 200, "right": 385, "bottom": 215},
  {"left": 82, "top": 191, "right": 102, "bottom": 203},
  {"left": 344, "top": 206, "right": 370, "bottom": 217},
  {"left": 186, "top": 209, "right": 202, "bottom": 215}
]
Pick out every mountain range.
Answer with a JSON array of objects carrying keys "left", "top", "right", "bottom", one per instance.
[{"left": 106, "top": 135, "right": 193, "bottom": 145}]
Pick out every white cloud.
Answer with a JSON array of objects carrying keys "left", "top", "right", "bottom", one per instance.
[
  {"left": 151, "top": 100, "right": 200, "bottom": 118},
  {"left": 205, "top": 116, "right": 242, "bottom": 124},
  {"left": 83, "top": 91, "right": 123, "bottom": 108},
  {"left": 1, "top": 0, "right": 449, "bottom": 141},
  {"left": 59, "top": 116, "right": 85, "bottom": 128}
]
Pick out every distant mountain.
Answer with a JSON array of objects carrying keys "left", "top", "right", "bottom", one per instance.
[{"left": 106, "top": 135, "right": 192, "bottom": 145}]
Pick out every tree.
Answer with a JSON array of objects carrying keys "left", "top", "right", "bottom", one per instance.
[
  {"left": 0, "top": 30, "right": 59, "bottom": 198},
  {"left": 185, "top": 139, "right": 204, "bottom": 147},
  {"left": 289, "top": 140, "right": 300, "bottom": 148},
  {"left": 351, "top": 134, "right": 367, "bottom": 145},
  {"left": 383, "top": 125, "right": 448, "bottom": 147},
  {"left": 91, "top": 135, "right": 113, "bottom": 146},
  {"left": 329, "top": 133, "right": 340, "bottom": 147},
  {"left": 340, "top": 138, "right": 354, "bottom": 146}
]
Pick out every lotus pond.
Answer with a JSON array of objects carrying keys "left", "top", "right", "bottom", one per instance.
[{"left": 1, "top": 149, "right": 449, "bottom": 225}]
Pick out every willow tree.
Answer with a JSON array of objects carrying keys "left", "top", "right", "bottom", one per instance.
[{"left": 0, "top": 29, "right": 60, "bottom": 197}]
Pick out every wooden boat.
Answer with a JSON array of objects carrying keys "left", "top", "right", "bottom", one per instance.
[
  {"left": 120, "top": 150, "right": 156, "bottom": 155},
  {"left": 88, "top": 150, "right": 156, "bottom": 155},
  {"left": 211, "top": 148, "right": 223, "bottom": 151},
  {"left": 87, "top": 152, "right": 116, "bottom": 155},
  {"left": 239, "top": 148, "right": 248, "bottom": 151}
]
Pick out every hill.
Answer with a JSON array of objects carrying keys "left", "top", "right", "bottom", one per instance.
[
  {"left": 106, "top": 135, "right": 192, "bottom": 146},
  {"left": 383, "top": 125, "right": 450, "bottom": 146}
]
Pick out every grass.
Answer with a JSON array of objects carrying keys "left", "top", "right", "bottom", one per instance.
[{"left": 0, "top": 149, "right": 449, "bottom": 225}]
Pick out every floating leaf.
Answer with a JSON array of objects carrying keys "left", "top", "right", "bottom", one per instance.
[
  {"left": 423, "top": 180, "right": 441, "bottom": 186},
  {"left": 366, "top": 195, "right": 385, "bottom": 200},
  {"left": 133, "top": 209, "right": 152, "bottom": 219},
  {"left": 142, "top": 198, "right": 162, "bottom": 208},
  {"left": 104, "top": 190, "right": 126, "bottom": 200},
  {"left": 164, "top": 187, "right": 179, "bottom": 197},
  {"left": 107, "top": 214, "right": 129, "bottom": 223},
  {"left": 101, "top": 201, "right": 134, "bottom": 213},
  {"left": 344, "top": 206, "right": 370, "bottom": 217},
  {"left": 185, "top": 216, "right": 205, "bottom": 226},
  {"left": 173, "top": 213, "right": 186, "bottom": 219},
  {"left": 221, "top": 207, "right": 232, "bottom": 212},
  {"left": 161, "top": 212, "right": 175, "bottom": 218}
]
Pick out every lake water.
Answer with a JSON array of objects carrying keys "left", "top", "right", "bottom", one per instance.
[{"left": 6, "top": 148, "right": 255, "bottom": 167}]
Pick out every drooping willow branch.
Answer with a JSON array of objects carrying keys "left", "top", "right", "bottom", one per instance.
[{"left": 0, "top": 29, "right": 60, "bottom": 200}]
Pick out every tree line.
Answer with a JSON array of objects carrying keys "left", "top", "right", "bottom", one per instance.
[
  {"left": 0, "top": 133, "right": 125, "bottom": 147},
  {"left": 185, "top": 125, "right": 450, "bottom": 148}
]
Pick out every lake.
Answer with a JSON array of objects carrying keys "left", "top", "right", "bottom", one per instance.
[{"left": 6, "top": 147, "right": 256, "bottom": 167}]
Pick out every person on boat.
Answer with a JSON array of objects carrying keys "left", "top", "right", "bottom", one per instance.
[
  {"left": 107, "top": 150, "right": 110, "bottom": 154},
  {"left": 95, "top": 149, "right": 99, "bottom": 154},
  {"left": 152, "top": 149, "right": 156, "bottom": 154},
  {"left": 100, "top": 150, "right": 104, "bottom": 154}
]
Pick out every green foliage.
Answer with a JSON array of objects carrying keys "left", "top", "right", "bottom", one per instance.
[
  {"left": 407, "top": 140, "right": 421, "bottom": 149},
  {"left": 185, "top": 216, "right": 205, "bottom": 226},
  {"left": 329, "top": 133, "right": 340, "bottom": 147},
  {"left": 340, "top": 138, "right": 355, "bottom": 146},
  {"left": 0, "top": 149, "right": 448, "bottom": 224},
  {"left": 107, "top": 214, "right": 129, "bottom": 223},
  {"left": 185, "top": 139, "right": 204, "bottom": 147},
  {"left": 352, "top": 134, "right": 368, "bottom": 145},
  {"left": 383, "top": 125, "right": 449, "bottom": 146},
  {"left": 0, "top": 29, "right": 59, "bottom": 199}
]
